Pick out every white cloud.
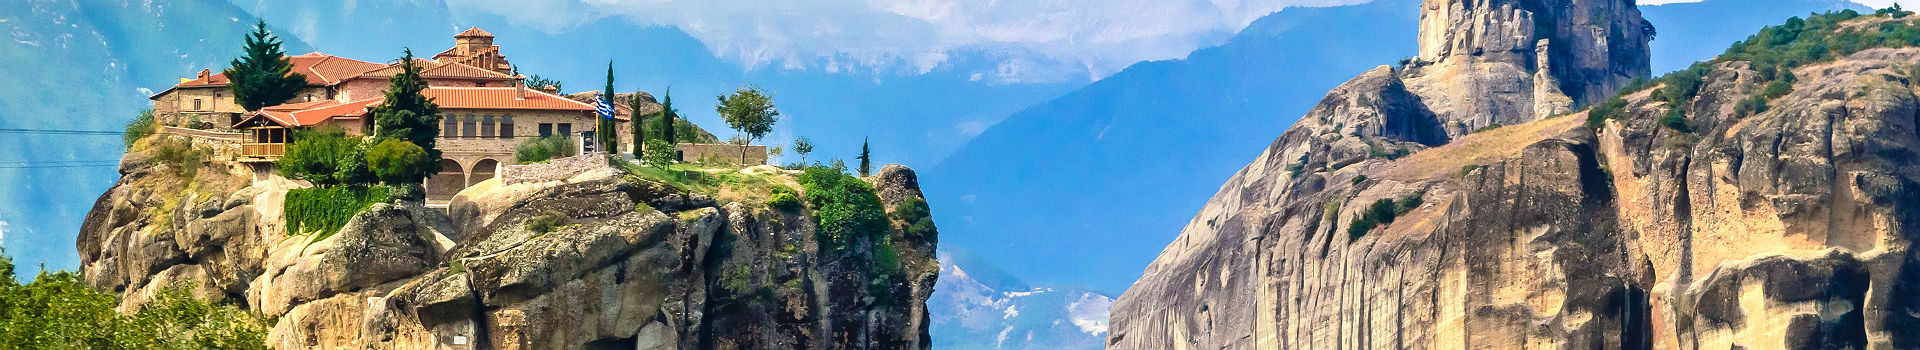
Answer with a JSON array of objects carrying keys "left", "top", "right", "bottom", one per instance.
[
  {"left": 445, "top": 0, "right": 1365, "bottom": 82},
  {"left": 0, "top": 221, "right": 7, "bottom": 246}
]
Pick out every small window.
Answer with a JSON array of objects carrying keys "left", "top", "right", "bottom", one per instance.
[
  {"left": 462, "top": 116, "right": 477, "bottom": 137},
  {"left": 500, "top": 117, "right": 515, "bottom": 139},
  {"left": 443, "top": 117, "right": 458, "bottom": 138},
  {"left": 538, "top": 123, "right": 553, "bottom": 137},
  {"left": 193, "top": 99, "right": 203, "bottom": 111},
  {"left": 557, "top": 123, "right": 572, "bottom": 137},
  {"left": 480, "top": 116, "right": 495, "bottom": 137}
]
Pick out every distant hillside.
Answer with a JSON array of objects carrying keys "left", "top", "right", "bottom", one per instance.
[
  {"left": 0, "top": 0, "right": 310, "bottom": 274},
  {"left": 1644, "top": 0, "right": 1869, "bottom": 73},
  {"left": 930, "top": 250, "right": 1112, "bottom": 350}
]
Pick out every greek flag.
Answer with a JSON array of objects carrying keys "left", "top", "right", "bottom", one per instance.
[{"left": 596, "top": 96, "right": 615, "bottom": 120}]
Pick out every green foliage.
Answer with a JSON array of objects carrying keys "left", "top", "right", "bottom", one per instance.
[
  {"left": 523, "top": 74, "right": 562, "bottom": 93},
  {"left": 717, "top": 84, "right": 780, "bottom": 163},
  {"left": 1660, "top": 108, "right": 1696, "bottom": 133},
  {"left": 792, "top": 136, "right": 815, "bottom": 165},
  {"left": 526, "top": 211, "right": 569, "bottom": 235},
  {"left": 1286, "top": 152, "right": 1311, "bottom": 177},
  {"left": 1877, "top": 4, "right": 1911, "bottom": 18},
  {"left": 283, "top": 186, "right": 391, "bottom": 237},
  {"left": 151, "top": 138, "right": 211, "bottom": 180},
  {"left": 276, "top": 128, "right": 371, "bottom": 187},
  {"left": 891, "top": 197, "right": 937, "bottom": 239},
  {"left": 0, "top": 251, "right": 271, "bottom": 349},
  {"left": 857, "top": 137, "right": 872, "bottom": 177},
  {"left": 368, "top": 48, "right": 443, "bottom": 182},
  {"left": 1472, "top": 123, "right": 1504, "bottom": 134},
  {"left": 514, "top": 136, "right": 576, "bottom": 164},
  {"left": 1584, "top": 94, "right": 1631, "bottom": 130},
  {"left": 365, "top": 139, "right": 429, "bottom": 185},
  {"left": 1460, "top": 164, "right": 1482, "bottom": 177},
  {"left": 658, "top": 88, "right": 678, "bottom": 144},
  {"left": 1351, "top": 175, "right": 1369, "bottom": 185},
  {"left": 643, "top": 139, "right": 675, "bottom": 169},
  {"left": 1654, "top": 63, "right": 1712, "bottom": 105},
  {"left": 767, "top": 186, "right": 802, "bottom": 212},
  {"left": 1347, "top": 191, "right": 1425, "bottom": 242},
  {"left": 599, "top": 63, "right": 619, "bottom": 151},
  {"left": 124, "top": 109, "right": 156, "bottom": 149},
  {"left": 798, "top": 166, "right": 887, "bottom": 252},
  {"left": 1322, "top": 199, "right": 1344, "bottom": 224},
  {"left": 224, "top": 20, "right": 306, "bottom": 111}
]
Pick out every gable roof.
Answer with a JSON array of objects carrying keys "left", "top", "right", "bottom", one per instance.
[
  {"left": 455, "top": 27, "right": 494, "bottom": 38},
  {"left": 243, "top": 98, "right": 384, "bottom": 128},
  {"left": 236, "top": 87, "right": 594, "bottom": 129},
  {"left": 155, "top": 52, "right": 385, "bottom": 99},
  {"left": 355, "top": 59, "right": 514, "bottom": 81}
]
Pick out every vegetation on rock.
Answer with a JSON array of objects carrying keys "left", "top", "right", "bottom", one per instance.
[
  {"left": 513, "top": 135, "right": 576, "bottom": 164},
  {"left": 284, "top": 186, "right": 391, "bottom": 237},
  {"left": 276, "top": 128, "right": 371, "bottom": 187},
  {"left": 798, "top": 166, "right": 887, "bottom": 252},
  {"left": 717, "top": 84, "right": 779, "bottom": 163},
  {"left": 0, "top": 251, "right": 270, "bottom": 349},
  {"left": 122, "top": 109, "right": 156, "bottom": 149},
  {"left": 367, "top": 48, "right": 444, "bottom": 183}
]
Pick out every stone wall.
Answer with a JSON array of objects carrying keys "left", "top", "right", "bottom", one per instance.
[
  {"left": 676, "top": 143, "right": 766, "bottom": 166},
  {"left": 500, "top": 153, "right": 611, "bottom": 185}
]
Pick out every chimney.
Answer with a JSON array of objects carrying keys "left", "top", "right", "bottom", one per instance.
[
  {"left": 198, "top": 69, "right": 211, "bottom": 80},
  {"left": 513, "top": 74, "right": 527, "bottom": 100}
]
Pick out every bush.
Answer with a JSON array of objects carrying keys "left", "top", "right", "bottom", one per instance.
[
  {"left": 283, "top": 186, "right": 391, "bottom": 237},
  {"left": 1460, "top": 164, "right": 1481, "bottom": 177},
  {"left": 892, "top": 197, "right": 937, "bottom": 239},
  {"left": 0, "top": 250, "right": 270, "bottom": 349},
  {"left": 1351, "top": 175, "right": 1369, "bottom": 185},
  {"left": 643, "top": 139, "right": 675, "bottom": 169},
  {"left": 366, "top": 139, "right": 429, "bottom": 185},
  {"left": 1660, "top": 108, "right": 1696, "bottom": 133},
  {"left": 767, "top": 186, "right": 802, "bottom": 212},
  {"left": 526, "top": 211, "right": 569, "bottom": 234},
  {"left": 124, "top": 109, "right": 156, "bottom": 148},
  {"left": 799, "top": 166, "right": 888, "bottom": 252},
  {"left": 1472, "top": 124, "right": 1504, "bottom": 134},
  {"left": 277, "top": 128, "right": 371, "bottom": 187},
  {"left": 1348, "top": 192, "right": 1426, "bottom": 242},
  {"left": 514, "top": 136, "right": 575, "bottom": 164},
  {"left": 151, "top": 138, "right": 210, "bottom": 180}
]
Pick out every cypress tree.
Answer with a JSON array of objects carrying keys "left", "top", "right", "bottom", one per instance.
[
  {"left": 660, "top": 88, "right": 677, "bottom": 145},
  {"left": 368, "top": 48, "right": 443, "bottom": 186},
  {"left": 857, "top": 137, "right": 872, "bottom": 176},
  {"left": 600, "top": 63, "right": 617, "bottom": 153},
  {"left": 225, "top": 20, "right": 308, "bottom": 111},
  {"left": 629, "top": 88, "right": 645, "bottom": 158}
]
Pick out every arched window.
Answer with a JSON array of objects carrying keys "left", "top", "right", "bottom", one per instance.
[
  {"left": 500, "top": 116, "right": 515, "bottom": 139},
  {"left": 480, "top": 116, "right": 496, "bottom": 137},
  {"left": 462, "top": 115, "right": 478, "bottom": 137}
]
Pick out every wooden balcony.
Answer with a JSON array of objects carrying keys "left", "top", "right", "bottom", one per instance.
[{"left": 238, "top": 143, "right": 285, "bottom": 163}]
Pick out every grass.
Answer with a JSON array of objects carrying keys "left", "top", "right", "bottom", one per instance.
[
  {"left": 619, "top": 161, "right": 800, "bottom": 208},
  {"left": 1376, "top": 113, "right": 1586, "bottom": 182}
]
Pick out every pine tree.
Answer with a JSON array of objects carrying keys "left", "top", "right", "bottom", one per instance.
[
  {"left": 224, "top": 20, "right": 308, "bottom": 111},
  {"left": 857, "top": 137, "right": 872, "bottom": 176},
  {"left": 599, "top": 63, "right": 618, "bottom": 153},
  {"left": 368, "top": 48, "right": 443, "bottom": 187}
]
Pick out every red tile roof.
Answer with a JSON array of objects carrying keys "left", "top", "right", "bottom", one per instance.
[
  {"left": 169, "top": 52, "right": 384, "bottom": 90},
  {"left": 355, "top": 59, "right": 513, "bottom": 81},
  {"left": 240, "top": 87, "right": 593, "bottom": 128},
  {"left": 455, "top": 27, "right": 494, "bottom": 38},
  {"left": 427, "top": 87, "right": 596, "bottom": 111}
]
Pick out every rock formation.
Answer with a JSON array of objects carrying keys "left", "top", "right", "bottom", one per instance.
[
  {"left": 1110, "top": 5, "right": 1920, "bottom": 350},
  {"left": 1404, "top": 0, "right": 1653, "bottom": 136},
  {"left": 79, "top": 149, "right": 938, "bottom": 349}
]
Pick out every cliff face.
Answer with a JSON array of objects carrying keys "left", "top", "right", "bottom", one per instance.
[
  {"left": 1111, "top": 7, "right": 1920, "bottom": 350},
  {"left": 78, "top": 154, "right": 938, "bottom": 349},
  {"left": 1406, "top": 0, "right": 1653, "bottom": 136}
]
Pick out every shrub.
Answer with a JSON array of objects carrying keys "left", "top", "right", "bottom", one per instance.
[
  {"left": 1472, "top": 124, "right": 1504, "bottom": 134},
  {"left": 1351, "top": 175, "right": 1369, "bottom": 185},
  {"left": 767, "top": 186, "right": 802, "bottom": 212},
  {"left": 1460, "top": 164, "right": 1482, "bottom": 177},
  {"left": 366, "top": 139, "right": 429, "bottom": 185},
  {"left": 0, "top": 250, "right": 271, "bottom": 349},
  {"left": 283, "top": 185, "right": 391, "bottom": 237},
  {"left": 526, "top": 211, "right": 569, "bottom": 234},
  {"left": 151, "top": 138, "right": 211, "bottom": 180},
  {"left": 1347, "top": 192, "right": 1425, "bottom": 242},
  {"left": 1660, "top": 108, "right": 1696, "bottom": 133},
  {"left": 124, "top": 109, "right": 156, "bottom": 148},
  {"left": 799, "top": 166, "right": 887, "bottom": 252},
  {"left": 514, "top": 136, "right": 575, "bottom": 164},
  {"left": 277, "top": 128, "right": 372, "bottom": 187},
  {"left": 892, "top": 197, "right": 937, "bottom": 239},
  {"left": 643, "top": 139, "right": 675, "bottom": 169}
]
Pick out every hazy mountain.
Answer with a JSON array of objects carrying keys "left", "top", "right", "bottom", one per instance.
[
  {"left": 0, "top": 0, "right": 310, "bottom": 275},
  {"left": 922, "top": 0, "right": 1873, "bottom": 294},
  {"left": 930, "top": 250, "right": 1112, "bottom": 350}
]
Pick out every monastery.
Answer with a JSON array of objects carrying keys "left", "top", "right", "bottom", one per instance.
[{"left": 149, "top": 28, "right": 636, "bottom": 201}]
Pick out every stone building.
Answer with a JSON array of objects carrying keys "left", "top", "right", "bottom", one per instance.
[{"left": 165, "top": 27, "right": 610, "bottom": 201}]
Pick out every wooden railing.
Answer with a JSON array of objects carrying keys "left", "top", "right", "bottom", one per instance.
[{"left": 239, "top": 143, "right": 285, "bottom": 160}]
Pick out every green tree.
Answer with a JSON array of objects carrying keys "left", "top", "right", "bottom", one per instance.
[
  {"left": 793, "top": 136, "right": 814, "bottom": 165},
  {"left": 276, "top": 128, "right": 371, "bottom": 187},
  {"left": 366, "top": 139, "right": 430, "bottom": 185},
  {"left": 659, "top": 88, "right": 678, "bottom": 145},
  {"left": 599, "top": 62, "right": 619, "bottom": 152},
  {"left": 368, "top": 48, "right": 443, "bottom": 186},
  {"left": 644, "top": 139, "right": 675, "bottom": 169},
  {"left": 630, "top": 89, "right": 646, "bottom": 159},
  {"left": 523, "top": 74, "right": 562, "bottom": 93},
  {"left": 224, "top": 20, "right": 308, "bottom": 111},
  {"left": 716, "top": 84, "right": 779, "bottom": 164},
  {"left": 514, "top": 136, "right": 576, "bottom": 164},
  {"left": 124, "top": 109, "right": 156, "bottom": 149},
  {"left": 857, "top": 137, "right": 872, "bottom": 176}
]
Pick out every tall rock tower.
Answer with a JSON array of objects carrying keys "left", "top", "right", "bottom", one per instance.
[{"left": 1402, "top": 0, "right": 1651, "bottom": 136}]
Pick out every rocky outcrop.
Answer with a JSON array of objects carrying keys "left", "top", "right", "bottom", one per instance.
[
  {"left": 1404, "top": 0, "right": 1652, "bottom": 136},
  {"left": 79, "top": 156, "right": 939, "bottom": 349},
  {"left": 1110, "top": 11, "right": 1920, "bottom": 350}
]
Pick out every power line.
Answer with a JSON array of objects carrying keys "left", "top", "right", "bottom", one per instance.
[
  {"left": 0, "top": 128, "right": 124, "bottom": 135},
  {"left": 0, "top": 164, "right": 120, "bottom": 169}
]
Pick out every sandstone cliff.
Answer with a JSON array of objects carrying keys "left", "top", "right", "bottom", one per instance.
[
  {"left": 78, "top": 148, "right": 938, "bottom": 349},
  {"left": 1404, "top": 0, "right": 1653, "bottom": 136},
  {"left": 1111, "top": 6, "right": 1920, "bottom": 350}
]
